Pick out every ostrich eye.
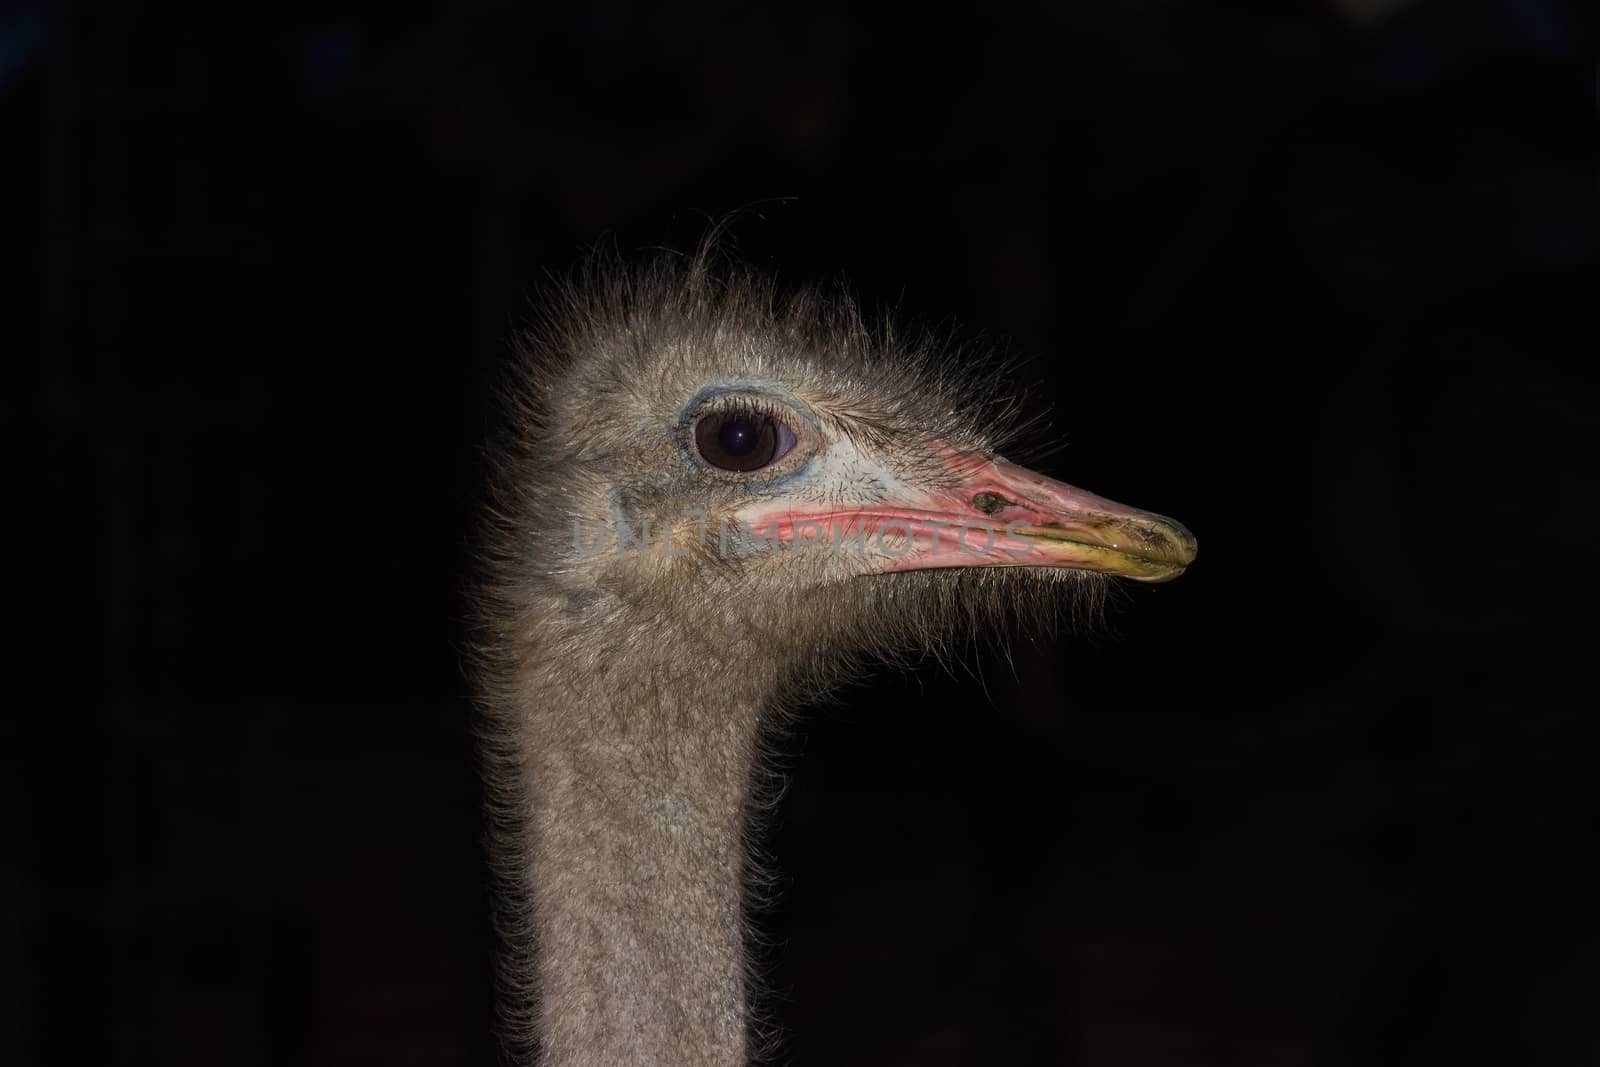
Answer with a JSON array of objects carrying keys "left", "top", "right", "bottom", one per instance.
[{"left": 693, "top": 412, "right": 797, "bottom": 472}]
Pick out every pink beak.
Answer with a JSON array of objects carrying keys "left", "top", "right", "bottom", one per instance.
[{"left": 743, "top": 443, "right": 1197, "bottom": 582}]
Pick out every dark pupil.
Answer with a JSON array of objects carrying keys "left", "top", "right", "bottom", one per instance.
[
  {"left": 696, "top": 413, "right": 778, "bottom": 472},
  {"left": 719, "top": 418, "right": 759, "bottom": 456}
]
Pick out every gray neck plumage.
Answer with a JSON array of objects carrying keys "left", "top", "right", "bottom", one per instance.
[{"left": 495, "top": 608, "right": 774, "bottom": 1066}]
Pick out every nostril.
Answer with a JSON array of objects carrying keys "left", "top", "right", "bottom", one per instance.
[{"left": 970, "top": 491, "right": 1013, "bottom": 515}]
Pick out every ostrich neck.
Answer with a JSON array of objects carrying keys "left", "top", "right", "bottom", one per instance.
[{"left": 514, "top": 619, "right": 773, "bottom": 1066}]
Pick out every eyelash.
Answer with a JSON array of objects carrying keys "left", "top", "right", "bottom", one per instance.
[{"left": 701, "top": 397, "right": 790, "bottom": 426}]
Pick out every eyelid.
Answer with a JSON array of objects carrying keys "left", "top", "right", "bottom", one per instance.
[
  {"left": 695, "top": 395, "right": 801, "bottom": 438},
  {"left": 677, "top": 382, "right": 821, "bottom": 433},
  {"left": 773, "top": 421, "right": 797, "bottom": 461}
]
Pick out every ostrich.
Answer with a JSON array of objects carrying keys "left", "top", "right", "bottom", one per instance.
[{"left": 472, "top": 243, "right": 1196, "bottom": 1065}]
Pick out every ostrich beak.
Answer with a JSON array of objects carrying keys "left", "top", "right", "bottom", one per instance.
[
  {"left": 894, "top": 447, "right": 1198, "bottom": 581},
  {"left": 742, "top": 444, "right": 1197, "bottom": 582}
]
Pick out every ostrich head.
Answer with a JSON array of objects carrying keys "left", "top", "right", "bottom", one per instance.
[
  {"left": 475, "top": 244, "right": 1198, "bottom": 1065},
  {"left": 484, "top": 247, "right": 1195, "bottom": 698}
]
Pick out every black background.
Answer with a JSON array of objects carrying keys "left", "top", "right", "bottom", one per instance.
[{"left": 9, "top": 2, "right": 1598, "bottom": 1064}]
